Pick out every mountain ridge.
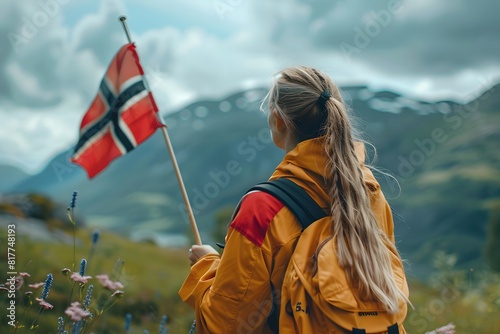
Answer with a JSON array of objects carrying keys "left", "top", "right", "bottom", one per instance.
[
  {"left": 0, "top": 165, "right": 30, "bottom": 192},
  {"left": 4, "top": 83, "right": 499, "bottom": 278}
]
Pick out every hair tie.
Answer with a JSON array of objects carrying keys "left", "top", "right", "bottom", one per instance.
[{"left": 317, "top": 89, "right": 331, "bottom": 107}]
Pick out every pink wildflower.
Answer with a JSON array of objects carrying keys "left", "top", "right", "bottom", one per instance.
[
  {"left": 95, "top": 274, "right": 124, "bottom": 290},
  {"left": 35, "top": 297, "right": 54, "bottom": 309},
  {"left": 65, "top": 301, "right": 90, "bottom": 321},
  {"left": 19, "top": 272, "right": 31, "bottom": 277},
  {"left": 5, "top": 276, "right": 24, "bottom": 290},
  {"left": 15, "top": 276, "right": 24, "bottom": 290},
  {"left": 111, "top": 290, "right": 124, "bottom": 298},
  {"left": 28, "top": 282, "right": 45, "bottom": 289},
  {"left": 61, "top": 268, "right": 72, "bottom": 276},
  {"left": 426, "top": 323, "right": 455, "bottom": 334},
  {"left": 70, "top": 273, "right": 92, "bottom": 284}
]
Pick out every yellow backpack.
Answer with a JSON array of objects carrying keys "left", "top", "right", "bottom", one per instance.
[{"left": 250, "top": 178, "right": 409, "bottom": 334}]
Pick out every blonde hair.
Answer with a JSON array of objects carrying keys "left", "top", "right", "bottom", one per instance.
[{"left": 263, "top": 66, "right": 407, "bottom": 313}]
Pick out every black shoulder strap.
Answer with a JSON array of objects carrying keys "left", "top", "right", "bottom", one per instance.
[
  {"left": 247, "top": 178, "right": 327, "bottom": 230},
  {"left": 387, "top": 323, "right": 400, "bottom": 334},
  {"left": 351, "top": 323, "right": 399, "bottom": 334}
]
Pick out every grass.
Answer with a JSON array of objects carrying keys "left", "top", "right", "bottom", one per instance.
[
  {"left": 0, "top": 227, "right": 194, "bottom": 333},
  {"left": 2, "top": 226, "right": 499, "bottom": 333},
  {"left": 405, "top": 253, "right": 500, "bottom": 333}
]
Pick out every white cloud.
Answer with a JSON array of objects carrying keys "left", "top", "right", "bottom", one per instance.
[
  {"left": 5, "top": 62, "right": 50, "bottom": 101},
  {"left": 0, "top": 0, "right": 499, "bottom": 173},
  {"left": 0, "top": 93, "right": 84, "bottom": 172}
]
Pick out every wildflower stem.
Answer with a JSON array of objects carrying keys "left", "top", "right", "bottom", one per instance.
[
  {"left": 72, "top": 220, "right": 76, "bottom": 272},
  {"left": 87, "top": 230, "right": 100, "bottom": 272},
  {"left": 81, "top": 298, "right": 117, "bottom": 334},
  {"left": 12, "top": 286, "right": 33, "bottom": 334},
  {"left": 80, "top": 290, "right": 121, "bottom": 334},
  {"left": 87, "top": 246, "right": 96, "bottom": 273},
  {"left": 12, "top": 298, "right": 32, "bottom": 334},
  {"left": 25, "top": 306, "right": 44, "bottom": 334},
  {"left": 67, "top": 208, "right": 76, "bottom": 272},
  {"left": 64, "top": 282, "right": 77, "bottom": 325},
  {"left": 80, "top": 317, "right": 99, "bottom": 334}
]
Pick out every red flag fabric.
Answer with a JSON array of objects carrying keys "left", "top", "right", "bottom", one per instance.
[{"left": 71, "top": 43, "right": 162, "bottom": 178}]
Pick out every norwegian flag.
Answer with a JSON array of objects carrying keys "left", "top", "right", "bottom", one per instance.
[{"left": 71, "top": 43, "right": 162, "bottom": 178}]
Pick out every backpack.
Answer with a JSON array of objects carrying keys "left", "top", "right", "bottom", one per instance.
[{"left": 248, "top": 178, "right": 409, "bottom": 334}]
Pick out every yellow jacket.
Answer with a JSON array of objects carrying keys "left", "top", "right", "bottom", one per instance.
[{"left": 179, "top": 137, "right": 407, "bottom": 333}]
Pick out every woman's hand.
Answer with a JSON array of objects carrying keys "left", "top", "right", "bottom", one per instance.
[{"left": 189, "top": 244, "right": 219, "bottom": 265}]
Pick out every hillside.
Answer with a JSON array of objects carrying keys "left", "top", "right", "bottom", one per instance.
[
  {"left": 0, "top": 165, "right": 30, "bottom": 192},
  {"left": 386, "top": 85, "right": 500, "bottom": 276},
  {"left": 7, "top": 84, "right": 500, "bottom": 278}
]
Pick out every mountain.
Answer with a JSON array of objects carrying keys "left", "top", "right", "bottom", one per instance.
[
  {"left": 8, "top": 84, "right": 500, "bottom": 277},
  {"left": 0, "top": 165, "right": 30, "bottom": 192}
]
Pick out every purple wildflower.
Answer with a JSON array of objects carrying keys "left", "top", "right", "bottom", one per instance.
[
  {"left": 91, "top": 230, "right": 100, "bottom": 244},
  {"left": 73, "top": 321, "right": 83, "bottom": 334},
  {"left": 159, "top": 314, "right": 168, "bottom": 334},
  {"left": 40, "top": 273, "right": 53, "bottom": 300},
  {"left": 124, "top": 313, "right": 132, "bottom": 332},
  {"left": 70, "top": 191, "right": 78, "bottom": 209},
  {"left": 79, "top": 259, "right": 87, "bottom": 276},
  {"left": 188, "top": 320, "right": 196, "bottom": 334},
  {"left": 84, "top": 284, "right": 93, "bottom": 309},
  {"left": 57, "top": 316, "right": 65, "bottom": 334}
]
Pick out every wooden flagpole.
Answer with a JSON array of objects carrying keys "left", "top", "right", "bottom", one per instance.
[{"left": 119, "top": 16, "right": 202, "bottom": 246}]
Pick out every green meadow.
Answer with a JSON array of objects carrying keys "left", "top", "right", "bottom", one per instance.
[
  {"left": 1, "top": 225, "right": 499, "bottom": 333},
  {"left": 1, "top": 228, "right": 193, "bottom": 333}
]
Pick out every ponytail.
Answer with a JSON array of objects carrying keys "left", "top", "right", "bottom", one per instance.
[{"left": 323, "top": 96, "right": 405, "bottom": 313}]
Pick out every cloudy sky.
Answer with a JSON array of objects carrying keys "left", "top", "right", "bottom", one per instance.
[{"left": 1, "top": 0, "right": 499, "bottom": 173}]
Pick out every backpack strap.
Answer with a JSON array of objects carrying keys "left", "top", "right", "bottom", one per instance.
[
  {"left": 216, "top": 179, "right": 326, "bottom": 249},
  {"left": 387, "top": 323, "right": 400, "bottom": 334},
  {"left": 247, "top": 178, "right": 327, "bottom": 230},
  {"left": 248, "top": 178, "right": 326, "bottom": 331},
  {"left": 351, "top": 323, "right": 399, "bottom": 334},
  {"left": 351, "top": 329, "right": 366, "bottom": 334}
]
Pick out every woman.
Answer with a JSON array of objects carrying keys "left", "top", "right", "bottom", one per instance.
[{"left": 179, "top": 67, "right": 409, "bottom": 333}]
